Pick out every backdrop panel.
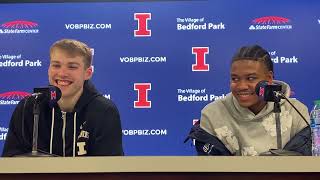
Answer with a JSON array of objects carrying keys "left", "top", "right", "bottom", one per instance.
[{"left": 0, "top": 0, "right": 319, "bottom": 155}]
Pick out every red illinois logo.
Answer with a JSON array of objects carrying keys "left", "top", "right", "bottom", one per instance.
[
  {"left": 134, "top": 83, "right": 151, "bottom": 108},
  {"left": 192, "top": 47, "right": 209, "bottom": 71},
  {"left": 134, "top": 13, "right": 151, "bottom": 37}
]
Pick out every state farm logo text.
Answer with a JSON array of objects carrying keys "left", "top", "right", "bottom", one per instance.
[
  {"left": 0, "top": 91, "right": 30, "bottom": 105},
  {"left": 249, "top": 16, "right": 292, "bottom": 31},
  {"left": 0, "top": 20, "right": 39, "bottom": 34}
]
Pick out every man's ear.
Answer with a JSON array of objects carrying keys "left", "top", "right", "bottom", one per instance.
[
  {"left": 85, "top": 66, "right": 93, "bottom": 80},
  {"left": 267, "top": 71, "right": 273, "bottom": 84}
]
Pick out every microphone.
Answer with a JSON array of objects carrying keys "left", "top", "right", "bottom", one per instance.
[
  {"left": 255, "top": 80, "right": 282, "bottom": 102},
  {"left": 255, "top": 80, "right": 311, "bottom": 156},
  {"left": 33, "top": 85, "right": 62, "bottom": 108}
]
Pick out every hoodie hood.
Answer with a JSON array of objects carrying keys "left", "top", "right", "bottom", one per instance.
[
  {"left": 73, "top": 80, "right": 101, "bottom": 112},
  {"left": 222, "top": 80, "right": 291, "bottom": 122}
]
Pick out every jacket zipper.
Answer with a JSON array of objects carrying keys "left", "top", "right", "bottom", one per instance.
[{"left": 61, "top": 111, "right": 67, "bottom": 157}]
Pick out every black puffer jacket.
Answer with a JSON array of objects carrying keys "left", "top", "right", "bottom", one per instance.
[{"left": 185, "top": 123, "right": 311, "bottom": 156}]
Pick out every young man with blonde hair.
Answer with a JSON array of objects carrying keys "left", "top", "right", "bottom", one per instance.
[{"left": 3, "top": 39, "right": 123, "bottom": 157}]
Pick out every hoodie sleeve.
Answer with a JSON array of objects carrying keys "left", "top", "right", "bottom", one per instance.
[
  {"left": 87, "top": 99, "right": 124, "bottom": 156},
  {"left": 2, "top": 99, "right": 31, "bottom": 157},
  {"left": 289, "top": 99, "right": 310, "bottom": 136}
]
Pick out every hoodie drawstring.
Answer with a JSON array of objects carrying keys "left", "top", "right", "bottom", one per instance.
[
  {"left": 50, "top": 107, "right": 55, "bottom": 154},
  {"left": 73, "top": 112, "right": 77, "bottom": 157},
  {"left": 50, "top": 109, "right": 77, "bottom": 157},
  {"left": 61, "top": 111, "right": 67, "bottom": 156}
]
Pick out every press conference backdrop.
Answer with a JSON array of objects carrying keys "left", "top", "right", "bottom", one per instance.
[{"left": 0, "top": 0, "right": 319, "bottom": 156}]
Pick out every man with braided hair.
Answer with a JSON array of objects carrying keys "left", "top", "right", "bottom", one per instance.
[{"left": 188, "top": 45, "right": 311, "bottom": 156}]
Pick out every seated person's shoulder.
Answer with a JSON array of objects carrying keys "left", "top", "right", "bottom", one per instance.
[
  {"left": 202, "top": 96, "right": 227, "bottom": 114},
  {"left": 87, "top": 95, "right": 119, "bottom": 113},
  {"left": 284, "top": 98, "right": 310, "bottom": 126},
  {"left": 286, "top": 98, "right": 308, "bottom": 111}
]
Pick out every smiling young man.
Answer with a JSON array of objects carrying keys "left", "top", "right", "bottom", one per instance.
[
  {"left": 49, "top": 41, "right": 93, "bottom": 112},
  {"left": 2, "top": 39, "right": 123, "bottom": 157},
  {"left": 230, "top": 54, "right": 273, "bottom": 115},
  {"left": 190, "top": 45, "right": 311, "bottom": 156}
]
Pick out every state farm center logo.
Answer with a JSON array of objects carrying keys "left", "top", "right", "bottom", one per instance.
[
  {"left": 0, "top": 20, "right": 39, "bottom": 34},
  {"left": 0, "top": 91, "right": 30, "bottom": 105},
  {"left": 249, "top": 16, "right": 292, "bottom": 31}
]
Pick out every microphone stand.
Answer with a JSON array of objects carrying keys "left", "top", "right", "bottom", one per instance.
[
  {"left": 15, "top": 95, "right": 57, "bottom": 157},
  {"left": 274, "top": 94, "right": 282, "bottom": 149},
  {"left": 260, "top": 92, "right": 302, "bottom": 156}
]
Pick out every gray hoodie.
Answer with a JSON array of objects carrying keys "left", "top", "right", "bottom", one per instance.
[{"left": 200, "top": 80, "right": 310, "bottom": 156}]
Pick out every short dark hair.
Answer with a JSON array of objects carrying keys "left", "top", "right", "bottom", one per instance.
[
  {"left": 231, "top": 45, "right": 273, "bottom": 73},
  {"left": 50, "top": 39, "right": 92, "bottom": 69}
]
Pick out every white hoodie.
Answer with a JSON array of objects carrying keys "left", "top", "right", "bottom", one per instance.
[{"left": 200, "top": 80, "right": 310, "bottom": 156}]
